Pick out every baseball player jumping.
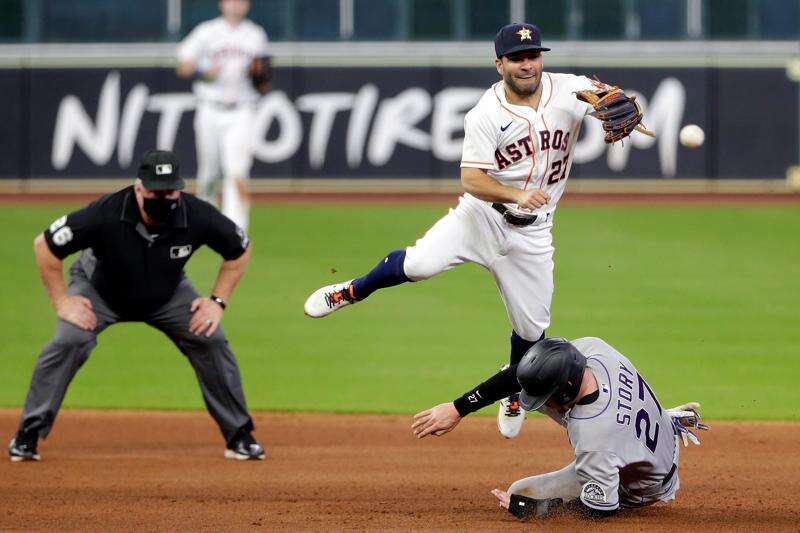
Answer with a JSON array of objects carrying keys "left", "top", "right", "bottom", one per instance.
[
  {"left": 412, "top": 337, "right": 709, "bottom": 520},
  {"left": 304, "top": 23, "right": 645, "bottom": 439},
  {"left": 176, "top": 0, "right": 272, "bottom": 231}
]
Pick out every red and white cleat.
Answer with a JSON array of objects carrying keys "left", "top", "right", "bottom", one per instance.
[
  {"left": 498, "top": 392, "right": 525, "bottom": 439},
  {"left": 304, "top": 280, "right": 357, "bottom": 318}
]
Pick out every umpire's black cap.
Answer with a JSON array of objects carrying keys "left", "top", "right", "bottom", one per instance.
[
  {"left": 494, "top": 23, "right": 551, "bottom": 58},
  {"left": 517, "top": 338, "right": 587, "bottom": 411},
  {"left": 138, "top": 150, "right": 185, "bottom": 191}
]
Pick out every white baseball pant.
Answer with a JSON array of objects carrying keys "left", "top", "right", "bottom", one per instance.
[
  {"left": 403, "top": 194, "right": 555, "bottom": 341},
  {"left": 194, "top": 101, "right": 255, "bottom": 230}
]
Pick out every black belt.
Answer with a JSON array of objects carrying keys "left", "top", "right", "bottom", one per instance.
[
  {"left": 491, "top": 203, "right": 539, "bottom": 227},
  {"left": 662, "top": 463, "right": 677, "bottom": 486}
]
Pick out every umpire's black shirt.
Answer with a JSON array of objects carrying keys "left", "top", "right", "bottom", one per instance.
[{"left": 43, "top": 186, "right": 249, "bottom": 319}]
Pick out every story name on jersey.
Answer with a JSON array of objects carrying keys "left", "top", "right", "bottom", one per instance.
[
  {"left": 615, "top": 362, "right": 635, "bottom": 426},
  {"left": 494, "top": 129, "right": 571, "bottom": 171},
  {"left": 615, "top": 361, "right": 662, "bottom": 454}
]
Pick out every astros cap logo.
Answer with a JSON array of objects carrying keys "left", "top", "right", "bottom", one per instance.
[{"left": 516, "top": 28, "right": 533, "bottom": 41}]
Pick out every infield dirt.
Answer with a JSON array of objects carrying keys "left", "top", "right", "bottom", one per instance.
[{"left": 1, "top": 410, "right": 798, "bottom": 531}]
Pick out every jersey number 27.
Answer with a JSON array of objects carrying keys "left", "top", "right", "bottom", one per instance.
[{"left": 635, "top": 373, "right": 662, "bottom": 454}]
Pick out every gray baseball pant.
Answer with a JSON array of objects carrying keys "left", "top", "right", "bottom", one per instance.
[{"left": 17, "top": 255, "right": 254, "bottom": 444}]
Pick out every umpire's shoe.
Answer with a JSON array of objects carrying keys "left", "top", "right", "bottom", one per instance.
[
  {"left": 304, "top": 280, "right": 356, "bottom": 318},
  {"left": 8, "top": 430, "right": 40, "bottom": 462},
  {"left": 225, "top": 430, "right": 265, "bottom": 461}
]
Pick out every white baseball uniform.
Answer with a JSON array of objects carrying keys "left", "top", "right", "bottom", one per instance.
[
  {"left": 403, "top": 73, "right": 595, "bottom": 341},
  {"left": 177, "top": 17, "right": 269, "bottom": 231},
  {"left": 509, "top": 337, "right": 681, "bottom": 511}
]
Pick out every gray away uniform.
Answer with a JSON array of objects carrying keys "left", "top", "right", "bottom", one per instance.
[{"left": 511, "top": 337, "right": 679, "bottom": 511}]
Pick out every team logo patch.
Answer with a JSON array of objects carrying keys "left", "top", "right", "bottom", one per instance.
[
  {"left": 581, "top": 481, "right": 607, "bottom": 504},
  {"left": 155, "top": 164, "right": 173, "bottom": 175},
  {"left": 516, "top": 28, "right": 533, "bottom": 41},
  {"left": 170, "top": 245, "right": 192, "bottom": 259}
]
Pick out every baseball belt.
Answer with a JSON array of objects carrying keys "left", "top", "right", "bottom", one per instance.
[{"left": 491, "top": 203, "right": 540, "bottom": 227}]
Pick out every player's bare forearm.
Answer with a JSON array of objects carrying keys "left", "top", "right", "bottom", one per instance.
[
  {"left": 175, "top": 60, "right": 196, "bottom": 79},
  {"left": 461, "top": 168, "right": 521, "bottom": 203},
  {"left": 35, "top": 233, "right": 96, "bottom": 330},
  {"left": 210, "top": 244, "right": 251, "bottom": 301},
  {"left": 34, "top": 233, "right": 68, "bottom": 309},
  {"left": 461, "top": 168, "right": 550, "bottom": 209}
]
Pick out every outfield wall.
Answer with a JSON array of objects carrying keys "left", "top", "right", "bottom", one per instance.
[{"left": 0, "top": 43, "right": 798, "bottom": 191}]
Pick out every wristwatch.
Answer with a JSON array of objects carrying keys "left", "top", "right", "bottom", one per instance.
[{"left": 210, "top": 295, "right": 227, "bottom": 310}]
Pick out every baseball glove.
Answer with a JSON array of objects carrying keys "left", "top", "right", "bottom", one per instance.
[
  {"left": 249, "top": 56, "right": 273, "bottom": 94},
  {"left": 575, "top": 80, "right": 652, "bottom": 144}
]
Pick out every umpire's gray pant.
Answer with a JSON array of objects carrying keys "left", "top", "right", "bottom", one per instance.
[{"left": 18, "top": 254, "right": 254, "bottom": 444}]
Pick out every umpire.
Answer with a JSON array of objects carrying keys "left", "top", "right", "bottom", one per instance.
[{"left": 8, "top": 150, "right": 264, "bottom": 462}]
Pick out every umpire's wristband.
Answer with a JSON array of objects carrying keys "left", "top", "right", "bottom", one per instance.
[{"left": 210, "top": 295, "right": 227, "bottom": 310}]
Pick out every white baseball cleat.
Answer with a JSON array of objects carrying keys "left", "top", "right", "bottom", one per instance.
[
  {"left": 498, "top": 392, "right": 525, "bottom": 439},
  {"left": 304, "top": 280, "right": 357, "bottom": 318}
]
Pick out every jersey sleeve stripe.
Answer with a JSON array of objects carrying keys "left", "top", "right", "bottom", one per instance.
[
  {"left": 538, "top": 115, "right": 552, "bottom": 188},
  {"left": 543, "top": 73, "right": 555, "bottom": 108}
]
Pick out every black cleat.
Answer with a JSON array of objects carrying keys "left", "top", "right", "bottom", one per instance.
[
  {"left": 225, "top": 431, "right": 265, "bottom": 461},
  {"left": 9, "top": 431, "right": 40, "bottom": 462}
]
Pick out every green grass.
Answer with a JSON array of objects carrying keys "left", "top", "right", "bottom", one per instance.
[{"left": 0, "top": 203, "right": 798, "bottom": 420}]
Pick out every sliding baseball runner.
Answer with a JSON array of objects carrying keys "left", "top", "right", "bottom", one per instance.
[{"left": 412, "top": 336, "right": 708, "bottom": 520}]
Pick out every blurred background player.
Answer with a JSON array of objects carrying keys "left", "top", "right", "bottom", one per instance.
[{"left": 176, "top": 0, "right": 272, "bottom": 231}]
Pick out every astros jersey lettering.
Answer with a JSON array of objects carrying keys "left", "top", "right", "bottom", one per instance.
[{"left": 461, "top": 73, "right": 596, "bottom": 216}]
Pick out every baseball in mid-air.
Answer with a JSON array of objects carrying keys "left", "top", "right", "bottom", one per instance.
[{"left": 679, "top": 124, "right": 705, "bottom": 148}]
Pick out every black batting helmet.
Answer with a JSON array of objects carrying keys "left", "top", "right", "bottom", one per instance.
[{"left": 517, "top": 338, "right": 587, "bottom": 411}]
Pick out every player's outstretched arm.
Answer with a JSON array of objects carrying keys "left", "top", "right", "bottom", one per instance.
[
  {"left": 412, "top": 364, "right": 521, "bottom": 439},
  {"left": 412, "top": 403, "right": 462, "bottom": 438}
]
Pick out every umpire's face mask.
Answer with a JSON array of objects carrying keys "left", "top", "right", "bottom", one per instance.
[{"left": 142, "top": 196, "right": 180, "bottom": 224}]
